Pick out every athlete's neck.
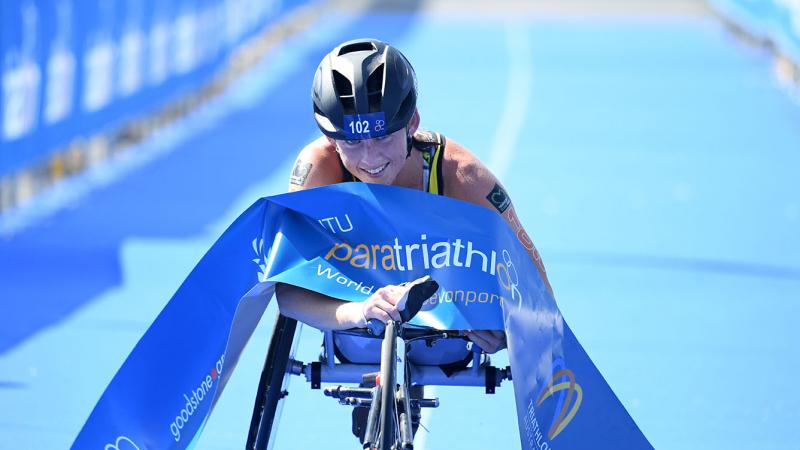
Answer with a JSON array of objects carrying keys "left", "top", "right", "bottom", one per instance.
[{"left": 391, "top": 149, "right": 424, "bottom": 190}]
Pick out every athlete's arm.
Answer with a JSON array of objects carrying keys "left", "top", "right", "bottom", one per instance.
[
  {"left": 276, "top": 284, "right": 362, "bottom": 329},
  {"left": 443, "top": 139, "right": 554, "bottom": 295},
  {"left": 278, "top": 140, "right": 355, "bottom": 328},
  {"left": 276, "top": 140, "right": 407, "bottom": 330},
  {"left": 442, "top": 140, "right": 554, "bottom": 353},
  {"left": 277, "top": 283, "right": 408, "bottom": 331},
  {"left": 286, "top": 138, "right": 344, "bottom": 192}
]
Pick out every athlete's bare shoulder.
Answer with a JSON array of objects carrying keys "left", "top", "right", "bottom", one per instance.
[
  {"left": 441, "top": 138, "right": 504, "bottom": 211},
  {"left": 287, "top": 136, "right": 344, "bottom": 192}
]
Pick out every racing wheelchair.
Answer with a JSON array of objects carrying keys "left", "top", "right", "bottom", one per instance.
[{"left": 246, "top": 277, "right": 512, "bottom": 450}]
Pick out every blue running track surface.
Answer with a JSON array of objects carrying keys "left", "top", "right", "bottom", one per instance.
[{"left": 1, "top": 7, "right": 798, "bottom": 450}]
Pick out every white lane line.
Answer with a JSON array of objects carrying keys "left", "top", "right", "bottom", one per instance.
[
  {"left": 417, "top": 23, "right": 531, "bottom": 450},
  {"left": 488, "top": 22, "right": 533, "bottom": 179}
]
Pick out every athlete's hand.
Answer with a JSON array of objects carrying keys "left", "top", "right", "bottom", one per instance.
[
  {"left": 465, "top": 330, "right": 506, "bottom": 354},
  {"left": 359, "top": 284, "right": 407, "bottom": 324},
  {"left": 358, "top": 276, "right": 431, "bottom": 326}
]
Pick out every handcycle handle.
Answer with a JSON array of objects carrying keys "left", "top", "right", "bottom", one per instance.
[{"left": 366, "top": 276, "right": 439, "bottom": 336}]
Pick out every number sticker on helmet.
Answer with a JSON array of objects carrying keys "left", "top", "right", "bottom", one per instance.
[{"left": 343, "top": 112, "right": 387, "bottom": 140}]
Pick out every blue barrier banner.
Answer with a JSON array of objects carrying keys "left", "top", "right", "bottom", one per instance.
[
  {"left": 1, "top": 0, "right": 316, "bottom": 178},
  {"left": 72, "top": 183, "right": 652, "bottom": 449}
]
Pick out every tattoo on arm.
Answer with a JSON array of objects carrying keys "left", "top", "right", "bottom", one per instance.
[
  {"left": 486, "top": 183, "right": 511, "bottom": 213},
  {"left": 507, "top": 206, "right": 550, "bottom": 281},
  {"left": 290, "top": 161, "right": 313, "bottom": 186},
  {"left": 486, "top": 183, "right": 554, "bottom": 293},
  {"left": 506, "top": 207, "right": 535, "bottom": 251}
]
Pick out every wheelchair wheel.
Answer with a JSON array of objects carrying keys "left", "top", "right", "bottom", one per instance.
[{"left": 246, "top": 314, "right": 298, "bottom": 450}]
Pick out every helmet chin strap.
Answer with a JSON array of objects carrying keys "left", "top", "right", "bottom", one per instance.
[{"left": 405, "top": 127, "right": 413, "bottom": 158}]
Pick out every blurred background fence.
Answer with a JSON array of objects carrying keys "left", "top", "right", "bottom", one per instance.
[
  {"left": 711, "top": 0, "right": 800, "bottom": 61},
  {"left": 1, "top": 0, "right": 317, "bottom": 212},
  {"left": 711, "top": 0, "right": 800, "bottom": 84}
]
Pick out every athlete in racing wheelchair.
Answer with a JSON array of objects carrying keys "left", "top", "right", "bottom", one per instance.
[
  {"left": 247, "top": 276, "right": 512, "bottom": 449},
  {"left": 247, "top": 37, "right": 553, "bottom": 449}
]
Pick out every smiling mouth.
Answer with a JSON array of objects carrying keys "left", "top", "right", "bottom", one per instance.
[{"left": 361, "top": 162, "right": 390, "bottom": 176}]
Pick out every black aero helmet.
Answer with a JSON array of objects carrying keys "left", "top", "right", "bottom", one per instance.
[{"left": 312, "top": 38, "right": 417, "bottom": 141}]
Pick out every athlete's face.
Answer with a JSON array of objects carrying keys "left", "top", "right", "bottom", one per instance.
[{"left": 332, "top": 127, "right": 410, "bottom": 184}]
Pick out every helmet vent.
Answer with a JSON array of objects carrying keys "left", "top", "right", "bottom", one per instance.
[
  {"left": 333, "top": 70, "right": 356, "bottom": 115},
  {"left": 396, "top": 91, "right": 415, "bottom": 122},
  {"left": 332, "top": 70, "right": 353, "bottom": 96},
  {"left": 367, "top": 64, "right": 385, "bottom": 113},
  {"left": 340, "top": 97, "right": 356, "bottom": 115},
  {"left": 338, "top": 41, "right": 377, "bottom": 55}
]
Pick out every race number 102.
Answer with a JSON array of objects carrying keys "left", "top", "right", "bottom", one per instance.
[{"left": 348, "top": 120, "right": 370, "bottom": 135}]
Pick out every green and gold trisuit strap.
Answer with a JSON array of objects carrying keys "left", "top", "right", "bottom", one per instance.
[{"left": 340, "top": 131, "right": 446, "bottom": 195}]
